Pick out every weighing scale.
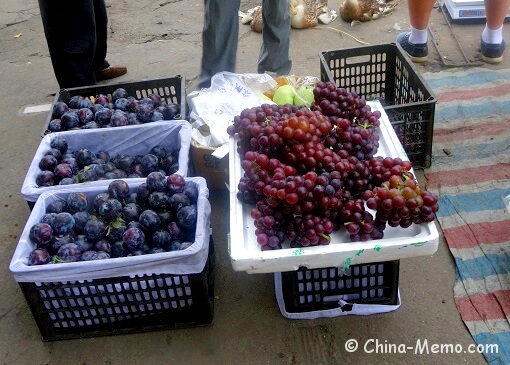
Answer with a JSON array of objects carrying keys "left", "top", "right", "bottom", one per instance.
[{"left": 442, "top": 0, "right": 510, "bottom": 22}]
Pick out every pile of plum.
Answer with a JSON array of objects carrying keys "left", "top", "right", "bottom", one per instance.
[
  {"left": 47, "top": 87, "right": 181, "bottom": 132},
  {"left": 27, "top": 174, "right": 199, "bottom": 265},
  {"left": 36, "top": 136, "right": 180, "bottom": 187}
]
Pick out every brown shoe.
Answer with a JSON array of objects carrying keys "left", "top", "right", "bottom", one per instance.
[{"left": 96, "top": 65, "right": 127, "bottom": 81}]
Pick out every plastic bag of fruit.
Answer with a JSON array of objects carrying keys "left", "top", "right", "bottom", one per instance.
[{"left": 263, "top": 75, "right": 320, "bottom": 108}]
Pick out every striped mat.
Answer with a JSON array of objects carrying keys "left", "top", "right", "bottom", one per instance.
[{"left": 423, "top": 68, "right": 510, "bottom": 364}]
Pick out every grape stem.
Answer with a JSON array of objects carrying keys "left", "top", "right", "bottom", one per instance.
[{"left": 319, "top": 233, "right": 331, "bottom": 241}]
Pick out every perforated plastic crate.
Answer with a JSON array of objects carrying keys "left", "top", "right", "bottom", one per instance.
[
  {"left": 319, "top": 43, "right": 436, "bottom": 168},
  {"left": 42, "top": 75, "right": 186, "bottom": 137},
  {"left": 276, "top": 260, "right": 399, "bottom": 317},
  {"left": 18, "top": 236, "right": 214, "bottom": 341}
]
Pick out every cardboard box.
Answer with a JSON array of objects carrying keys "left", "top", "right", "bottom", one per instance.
[{"left": 191, "top": 140, "right": 229, "bottom": 190}]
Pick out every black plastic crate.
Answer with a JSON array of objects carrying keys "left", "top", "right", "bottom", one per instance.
[
  {"left": 42, "top": 75, "right": 186, "bottom": 137},
  {"left": 279, "top": 260, "right": 399, "bottom": 314},
  {"left": 18, "top": 236, "right": 215, "bottom": 341},
  {"left": 319, "top": 43, "right": 436, "bottom": 168}
]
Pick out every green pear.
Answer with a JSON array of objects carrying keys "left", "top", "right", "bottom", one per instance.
[
  {"left": 294, "top": 85, "right": 315, "bottom": 107},
  {"left": 272, "top": 85, "right": 295, "bottom": 105}
]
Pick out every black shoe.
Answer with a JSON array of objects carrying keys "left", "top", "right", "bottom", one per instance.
[
  {"left": 396, "top": 32, "right": 428, "bottom": 63},
  {"left": 481, "top": 39, "right": 505, "bottom": 64}
]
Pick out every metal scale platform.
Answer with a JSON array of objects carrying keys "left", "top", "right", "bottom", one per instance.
[{"left": 442, "top": 0, "right": 510, "bottom": 22}]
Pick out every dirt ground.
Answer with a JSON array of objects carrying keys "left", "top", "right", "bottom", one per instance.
[{"left": 0, "top": 0, "right": 508, "bottom": 364}]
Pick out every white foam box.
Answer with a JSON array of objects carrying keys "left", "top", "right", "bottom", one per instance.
[
  {"left": 228, "top": 101, "right": 439, "bottom": 274},
  {"left": 22, "top": 120, "right": 192, "bottom": 204}
]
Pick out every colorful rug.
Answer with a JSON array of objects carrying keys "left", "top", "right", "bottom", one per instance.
[{"left": 423, "top": 68, "right": 510, "bottom": 365}]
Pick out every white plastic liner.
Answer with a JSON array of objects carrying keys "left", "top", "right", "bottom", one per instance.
[
  {"left": 274, "top": 271, "right": 401, "bottom": 319},
  {"left": 21, "top": 120, "right": 192, "bottom": 203},
  {"left": 228, "top": 101, "right": 439, "bottom": 273},
  {"left": 10, "top": 177, "right": 211, "bottom": 282}
]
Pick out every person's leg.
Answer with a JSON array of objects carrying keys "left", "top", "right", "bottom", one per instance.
[
  {"left": 485, "top": 0, "right": 510, "bottom": 29},
  {"left": 396, "top": 0, "right": 435, "bottom": 63},
  {"left": 257, "top": 0, "right": 292, "bottom": 75},
  {"left": 480, "top": 0, "right": 509, "bottom": 63},
  {"left": 407, "top": 0, "right": 436, "bottom": 30},
  {"left": 198, "top": 0, "right": 241, "bottom": 89},
  {"left": 93, "top": 0, "right": 127, "bottom": 81},
  {"left": 38, "top": 0, "right": 96, "bottom": 88},
  {"left": 93, "top": 0, "right": 109, "bottom": 72}
]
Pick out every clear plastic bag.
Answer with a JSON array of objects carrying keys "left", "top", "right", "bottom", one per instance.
[
  {"left": 186, "top": 72, "right": 277, "bottom": 149},
  {"left": 263, "top": 75, "right": 319, "bottom": 107}
]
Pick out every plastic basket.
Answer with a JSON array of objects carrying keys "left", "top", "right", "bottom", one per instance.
[
  {"left": 319, "top": 43, "right": 436, "bottom": 168},
  {"left": 11, "top": 176, "right": 213, "bottom": 340},
  {"left": 18, "top": 236, "right": 214, "bottom": 341},
  {"left": 275, "top": 260, "right": 399, "bottom": 318},
  {"left": 42, "top": 75, "right": 186, "bottom": 137}
]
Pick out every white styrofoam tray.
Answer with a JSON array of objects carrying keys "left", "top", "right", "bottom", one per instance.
[
  {"left": 21, "top": 120, "right": 192, "bottom": 203},
  {"left": 228, "top": 101, "right": 439, "bottom": 274},
  {"left": 11, "top": 177, "right": 211, "bottom": 283}
]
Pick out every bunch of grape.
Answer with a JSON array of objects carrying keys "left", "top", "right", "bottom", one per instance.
[
  {"left": 251, "top": 201, "right": 287, "bottom": 250},
  {"left": 228, "top": 87, "right": 439, "bottom": 250},
  {"left": 237, "top": 146, "right": 349, "bottom": 215},
  {"left": 286, "top": 213, "right": 334, "bottom": 247},
  {"left": 312, "top": 81, "right": 382, "bottom": 163},
  {"left": 275, "top": 109, "right": 332, "bottom": 145},
  {"left": 367, "top": 156, "right": 414, "bottom": 187},
  {"left": 335, "top": 198, "right": 384, "bottom": 242},
  {"left": 281, "top": 140, "right": 339, "bottom": 174},
  {"left": 237, "top": 151, "right": 297, "bottom": 205},
  {"left": 227, "top": 104, "right": 297, "bottom": 158},
  {"left": 227, "top": 104, "right": 334, "bottom": 163},
  {"left": 287, "top": 171, "right": 343, "bottom": 215},
  {"left": 324, "top": 118, "right": 381, "bottom": 161},
  {"left": 340, "top": 156, "right": 373, "bottom": 196},
  {"left": 363, "top": 160, "right": 439, "bottom": 229},
  {"left": 311, "top": 81, "right": 382, "bottom": 127},
  {"left": 238, "top": 155, "right": 348, "bottom": 249}
]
